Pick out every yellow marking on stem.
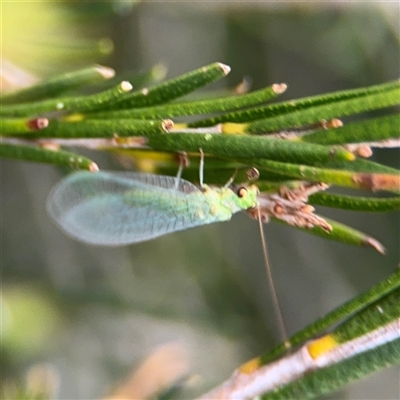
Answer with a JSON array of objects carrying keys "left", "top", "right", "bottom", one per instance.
[
  {"left": 344, "top": 152, "right": 356, "bottom": 161},
  {"left": 239, "top": 357, "right": 261, "bottom": 374},
  {"left": 62, "top": 113, "right": 85, "bottom": 122},
  {"left": 173, "top": 123, "right": 188, "bottom": 130},
  {"left": 221, "top": 122, "right": 247, "bottom": 134},
  {"left": 114, "top": 150, "right": 175, "bottom": 173},
  {"left": 307, "top": 334, "right": 338, "bottom": 359}
]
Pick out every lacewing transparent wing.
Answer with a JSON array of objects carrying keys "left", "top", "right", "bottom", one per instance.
[{"left": 46, "top": 171, "right": 258, "bottom": 246}]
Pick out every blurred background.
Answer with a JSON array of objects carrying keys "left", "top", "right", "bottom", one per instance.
[{"left": 1, "top": 2, "right": 399, "bottom": 399}]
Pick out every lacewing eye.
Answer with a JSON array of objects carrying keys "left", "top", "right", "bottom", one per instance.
[{"left": 237, "top": 187, "right": 248, "bottom": 198}]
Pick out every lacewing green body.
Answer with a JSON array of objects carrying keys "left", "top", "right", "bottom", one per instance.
[{"left": 47, "top": 171, "right": 259, "bottom": 246}]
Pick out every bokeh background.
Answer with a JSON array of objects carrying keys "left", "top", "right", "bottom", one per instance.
[{"left": 2, "top": 2, "right": 399, "bottom": 399}]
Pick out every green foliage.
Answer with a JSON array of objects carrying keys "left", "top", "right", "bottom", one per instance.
[
  {"left": 302, "top": 114, "right": 400, "bottom": 145},
  {"left": 1, "top": 62, "right": 399, "bottom": 398},
  {"left": 1, "top": 63, "right": 399, "bottom": 250},
  {"left": 87, "top": 83, "right": 285, "bottom": 119},
  {"left": 200, "top": 269, "right": 400, "bottom": 399},
  {"left": 261, "top": 268, "right": 400, "bottom": 364},
  {"left": 1, "top": 65, "right": 115, "bottom": 104},
  {"left": 259, "top": 269, "right": 400, "bottom": 399},
  {"left": 187, "top": 79, "right": 399, "bottom": 127},
  {"left": 264, "top": 337, "right": 400, "bottom": 400}
]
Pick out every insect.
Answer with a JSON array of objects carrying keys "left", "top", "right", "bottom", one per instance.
[
  {"left": 47, "top": 163, "right": 289, "bottom": 370},
  {"left": 46, "top": 170, "right": 259, "bottom": 246}
]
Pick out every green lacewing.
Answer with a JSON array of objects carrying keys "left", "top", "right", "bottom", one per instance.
[{"left": 47, "top": 171, "right": 259, "bottom": 246}]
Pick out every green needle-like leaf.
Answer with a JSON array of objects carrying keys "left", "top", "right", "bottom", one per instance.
[
  {"left": 101, "top": 63, "right": 167, "bottom": 92},
  {"left": 189, "top": 79, "right": 400, "bottom": 127},
  {"left": 84, "top": 83, "right": 286, "bottom": 119},
  {"left": 244, "top": 87, "right": 400, "bottom": 133},
  {"left": 262, "top": 287, "right": 400, "bottom": 399},
  {"left": 263, "top": 336, "right": 400, "bottom": 400},
  {"left": 301, "top": 114, "right": 400, "bottom": 145},
  {"left": 253, "top": 159, "right": 400, "bottom": 191},
  {"left": 309, "top": 192, "right": 400, "bottom": 212},
  {"left": 326, "top": 158, "right": 400, "bottom": 174},
  {"left": 202, "top": 271, "right": 400, "bottom": 400},
  {"left": 292, "top": 216, "right": 385, "bottom": 253},
  {"left": 99, "top": 62, "right": 231, "bottom": 110},
  {"left": 0, "top": 143, "right": 98, "bottom": 170},
  {"left": 147, "top": 133, "right": 354, "bottom": 165},
  {"left": 0, "top": 65, "right": 115, "bottom": 105},
  {"left": 333, "top": 289, "right": 400, "bottom": 344},
  {"left": 260, "top": 268, "right": 400, "bottom": 364},
  {"left": 25, "top": 118, "right": 171, "bottom": 138},
  {"left": 1, "top": 117, "right": 49, "bottom": 135},
  {"left": 1, "top": 81, "right": 133, "bottom": 117}
]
